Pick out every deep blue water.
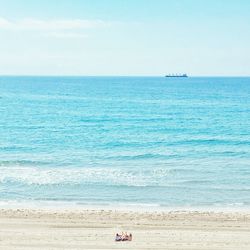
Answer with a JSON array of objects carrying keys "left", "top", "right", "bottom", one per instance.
[{"left": 0, "top": 76, "right": 250, "bottom": 208}]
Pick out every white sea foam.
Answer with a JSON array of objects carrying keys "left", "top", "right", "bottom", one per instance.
[{"left": 0, "top": 166, "right": 171, "bottom": 186}]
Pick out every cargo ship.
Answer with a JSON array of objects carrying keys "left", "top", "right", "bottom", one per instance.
[{"left": 165, "top": 74, "right": 188, "bottom": 77}]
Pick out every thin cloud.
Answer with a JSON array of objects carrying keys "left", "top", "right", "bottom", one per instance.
[
  {"left": 0, "top": 17, "right": 107, "bottom": 31},
  {"left": 43, "top": 32, "right": 89, "bottom": 39},
  {"left": 0, "top": 17, "right": 12, "bottom": 28}
]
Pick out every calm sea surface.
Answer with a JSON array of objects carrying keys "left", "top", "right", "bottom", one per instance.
[{"left": 0, "top": 76, "right": 250, "bottom": 209}]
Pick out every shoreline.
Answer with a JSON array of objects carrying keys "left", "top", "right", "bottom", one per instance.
[
  {"left": 0, "top": 208, "right": 250, "bottom": 249},
  {"left": 1, "top": 200, "right": 250, "bottom": 213}
]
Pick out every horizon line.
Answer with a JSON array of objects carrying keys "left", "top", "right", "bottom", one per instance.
[{"left": 0, "top": 74, "right": 250, "bottom": 78}]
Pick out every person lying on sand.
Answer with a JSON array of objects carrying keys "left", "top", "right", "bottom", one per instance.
[
  {"left": 121, "top": 232, "right": 126, "bottom": 241},
  {"left": 128, "top": 233, "right": 132, "bottom": 241},
  {"left": 115, "top": 233, "right": 122, "bottom": 241}
]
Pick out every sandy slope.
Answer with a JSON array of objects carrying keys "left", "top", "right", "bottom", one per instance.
[{"left": 0, "top": 209, "right": 250, "bottom": 249}]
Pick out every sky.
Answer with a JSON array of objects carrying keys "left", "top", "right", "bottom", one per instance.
[{"left": 0, "top": 0, "right": 250, "bottom": 76}]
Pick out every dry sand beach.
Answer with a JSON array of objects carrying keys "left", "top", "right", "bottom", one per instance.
[{"left": 0, "top": 209, "right": 250, "bottom": 250}]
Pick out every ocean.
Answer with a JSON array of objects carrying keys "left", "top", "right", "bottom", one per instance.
[{"left": 0, "top": 76, "right": 250, "bottom": 209}]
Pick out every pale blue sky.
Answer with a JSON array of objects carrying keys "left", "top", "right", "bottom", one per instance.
[{"left": 0, "top": 0, "right": 250, "bottom": 76}]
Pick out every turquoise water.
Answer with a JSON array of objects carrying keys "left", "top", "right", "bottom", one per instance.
[{"left": 0, "top": 76, "right": 250, "bottom": 208}]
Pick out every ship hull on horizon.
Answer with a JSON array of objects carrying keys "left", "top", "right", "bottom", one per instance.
[{"left": 165, "top": 74, "right": 188, "bottom": 77}]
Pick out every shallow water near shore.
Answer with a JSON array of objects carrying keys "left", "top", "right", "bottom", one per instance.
[{"left": 0, "top": 76, "right": 250, "bottom": 209}]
